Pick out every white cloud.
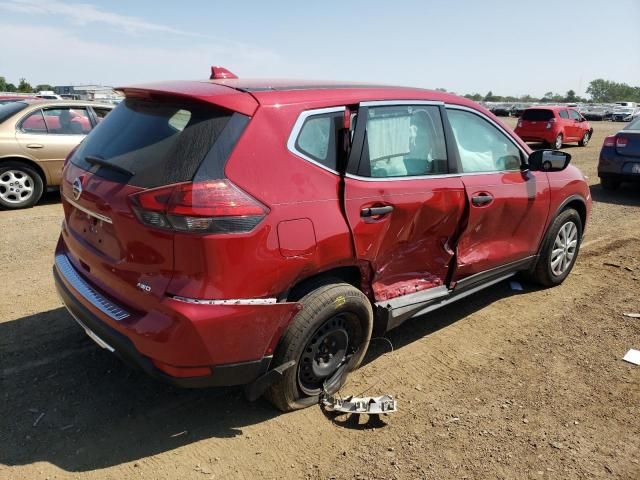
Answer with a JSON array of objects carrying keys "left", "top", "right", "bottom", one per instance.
[
  {"left": 0, "top": 23, "right": 287, "bottom": 86},
  {"left": 0, "top": 0, "right": 197, "bottom": 36}
]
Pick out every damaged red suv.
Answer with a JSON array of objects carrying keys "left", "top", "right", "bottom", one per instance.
[{"left": 54, "top": 67, "right": 591, "bottom": 411}]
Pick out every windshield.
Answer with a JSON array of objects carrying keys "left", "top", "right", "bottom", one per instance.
[{"left": 0, "top": 101, "right": 29, "bottom": 124}]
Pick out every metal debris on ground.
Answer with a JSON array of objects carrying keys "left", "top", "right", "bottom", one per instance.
[
  {"left": 622, "top": 313, "right": 640, "bottom": 319},
  {"left": 622, "top": 349, "right": 640, "bottom": 366},
  {"left": 322, "top": 395, "right": 397, "bottom": 415}
]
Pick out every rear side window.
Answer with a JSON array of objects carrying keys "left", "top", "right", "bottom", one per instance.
[
  {"left": 0, "top": 101, "right": 28, "bottom": 124},
  {"left": 559, "top": 110, "right": 569, "bottom": 119},
  {"left": 20, "top": 110, "right": 47, "bottom": 133},
  {"left": 91, "top": 107, "right": 112, "bottom": 124},
  {"left": 359, "top": 105, "right": 447, "bottom": 178},
  {"left": 294, "top": 111, "right": 343, "bottom": 171},
  {"left": 522, "top": 109, "right": 554, "bottom": 121},
  {"left": 71, "top": 99, "right": 249, "bottom": 188}
]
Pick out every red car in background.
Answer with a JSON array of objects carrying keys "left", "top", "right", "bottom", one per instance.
[
  {"left": 515, "top": 106, "right": 593, "bottom": 149},
  {"left": 53, "top": 67, "right": 591, "bottom": 411},
  {"left": 0, "top": 95, "right": 38, "bottom": 105}
]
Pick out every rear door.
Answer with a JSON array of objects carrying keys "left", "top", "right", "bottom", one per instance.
[
  {"left": 445, "top": 106, "right": 550, "bottom": 286},
  {"left": 343, "top": 101, "right": 466, "bottom": 302}
]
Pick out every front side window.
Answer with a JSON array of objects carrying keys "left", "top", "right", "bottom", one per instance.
[
  {"left": 42, "top": 107, "right": 92, "bottom": 134},
  {"left": 559, "top": 110, "right": 569, "bottom": 119},
  {"left": 447, "top": 108, "right": 521, "bottom": 173},
  {"left": 568, "top": 109, "right": 581, "bottom": 120},
  {"left": 294, "top": 112, "right": 342, "bottom": 171},
  {"left": 361, "top": 105, "right": 447, "bottom": 178}
]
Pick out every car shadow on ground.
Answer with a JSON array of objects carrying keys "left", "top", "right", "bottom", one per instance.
[
  {"left": 590, "top": 183, "right": 640, "bottom": 207},
  {"left": 40, "top": 189, "right": 61, "bottom": 206},
  {"left": 0, "top": 280, "right": 530, "bottom": 472}
]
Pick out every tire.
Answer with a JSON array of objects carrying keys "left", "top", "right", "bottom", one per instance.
[
  {"left": 265, "top": 281, "right": 373, "bottom": 412},
  {"left": 529, "top": 209, "right": 582, "bottom": 287},
  {"left": 578, "top": 131, "right": 591, "bottom": 147},
  {"left": 553, "top": 134, "right": 563, "bottom": 150},
  {"left": 600, "top": 177, "right": 620, "bottom": 191},
  {"left": 0, "top": 161, "right": 44, "bottom": 210}
]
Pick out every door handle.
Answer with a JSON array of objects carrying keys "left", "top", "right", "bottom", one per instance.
[
  {"left": 360, "top": 205, "right": 394, "bottom": 217},
  {"left": 471, "top": 193, "right": 493, "bottom": 207},
  {"left": 26, "top": 143, "right": 44, "bottom": 149}
]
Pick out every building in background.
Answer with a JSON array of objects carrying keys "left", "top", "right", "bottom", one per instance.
[{"left": 54, "top": 85, "right": 122, "bottom": 103}]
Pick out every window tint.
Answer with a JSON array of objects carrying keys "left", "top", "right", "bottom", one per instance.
[
  {"left": 361, "top": 105, "right": 447, "bottom": 178},
  {"left": 559, "top": 110, "right": 569, "bottom": 119},
  {"left": 447, "top": 109, "right": 521, "bottom": 173},
  {"left": 71, "top": 98, "right": 246, "bottom": 188},
  {"left": 568, "top": 109, "right": 581, "bottom": 120},
  {"left": 294, "top": 112, "right": 342, "bottom": 170},
  {"left": 21, "top": 110, "right": 47, "bottom": 133},
  {"left": 522, "top": 109, "right": 554, "bottom": 121},
  {"left": 42, "top": 107, "right": 92, "bottom": 134}
]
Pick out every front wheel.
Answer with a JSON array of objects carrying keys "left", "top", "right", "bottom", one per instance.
[
  {"left": 529, "top": 209, "right": 582, "bottom": 287},
  {"left": 265, "top": 281, "right": 373, "bottom": 412},
  {"left": 578, "top": 131, "right": 591, "bottom": 147}
]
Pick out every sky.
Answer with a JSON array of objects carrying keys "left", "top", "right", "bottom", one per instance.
[{"left": 1, "top": 0, "right": 639, "bottom": 97}]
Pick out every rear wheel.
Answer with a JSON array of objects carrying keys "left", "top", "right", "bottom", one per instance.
[
  {"left": 552, "top": 134, "right": 563, "bottom": 150},
  {"left": 578, "top": 131, "right": 591, "bottom": 147},
  {"left": 265, "top": 281, "right": 373, "bottom": 412},
  {"left": 0, "top": 161, "right": 44, "bottom": 210},
  {"left": 529, "top": 209, "right": 582, "bottom": 287},
  {"left": 600, "top": 177, "right": 620, "bottom": 191}
]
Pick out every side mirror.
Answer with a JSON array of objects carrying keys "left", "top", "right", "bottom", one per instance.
[{"left": 526, "top": 150, "right": 571, "bottom": 172}]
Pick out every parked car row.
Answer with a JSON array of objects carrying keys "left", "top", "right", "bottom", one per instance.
[{"left": 485, "top": 101, "right": 640, "bottom": 122}]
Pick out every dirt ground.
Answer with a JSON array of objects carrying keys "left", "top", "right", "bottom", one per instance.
[{"left": 1, "top": 119, "right": 639, "bottom": 480}]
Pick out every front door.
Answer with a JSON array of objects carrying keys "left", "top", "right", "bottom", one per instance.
[
  {"left": 445, "top": 107, "right": 550, "bottom": 284},
  {"left": 343, "top": 102, "right": 466, "bottom": 302}
]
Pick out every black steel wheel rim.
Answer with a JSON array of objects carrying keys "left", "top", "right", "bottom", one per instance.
[{"left": 298, "top": 312, "right": 360, "bottom": 395}]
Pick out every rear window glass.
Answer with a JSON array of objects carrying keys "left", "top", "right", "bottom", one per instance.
[
  {"left": 522, "top": 109, "right": 554, "bottom": 121},
  {"left": 624, "top": 117, "right": 640, "bottom": 130},
  {"left": 294, "top": 112, "right": 343, "bottom": 170},
  {"left": 71, "top": 99, "right": 247, "bottom": 188},
  {"left": 0, "top": 101, "right": 28, "bottom": 124}
]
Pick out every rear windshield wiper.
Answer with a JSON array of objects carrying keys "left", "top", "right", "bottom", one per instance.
[{"left": 84, "top": 155, "right": 135, "bottom": 177}]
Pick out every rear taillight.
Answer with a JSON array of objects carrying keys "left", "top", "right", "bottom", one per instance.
[
  {"left": 603, "top": 135, "right": 616, "bottom": 147},
  {"left": 546, "top": 118, "right": 555, "bottom": 129},
  {"left": 616, "top": 136, "right": 629, "bottom": 148},
  {"left": 129, "top": 180, "right": 269, "bottom": 234}
]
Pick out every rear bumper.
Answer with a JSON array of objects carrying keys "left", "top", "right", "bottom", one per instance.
[
  {"left": 514, "top": 130, "right": 556, "bottom": 144},
  {"left": 53, "top": 251, "right": 301, "bottom": 388},
  {"left": 598, "top": 149, "right": 640, "bottom": 179}
]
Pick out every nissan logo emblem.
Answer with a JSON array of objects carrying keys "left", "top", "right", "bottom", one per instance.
[{"left": 72, "top": 176, "right": 83, "bottom": 200}]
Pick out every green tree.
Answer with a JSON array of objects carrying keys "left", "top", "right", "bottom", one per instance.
[
  {"left": 5, "top": 83, "right": 17, "bottom": 92},
  {"left": 587, "top": 79, "right": 640, "bottom": 102},
  {"left": 17, "top": 78, "right": 33, "bottom": 93},
  {"left": 35, "top": 84, "right": 54, "bottom": 92},
  {"left": 0, "top": 76, "right": 7, "bottom": 92},
  {"left": 565, "top": 89, "right": 577, "bottom": 102}
]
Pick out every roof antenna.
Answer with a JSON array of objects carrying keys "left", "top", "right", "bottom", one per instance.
[{"left": 210, "top": 66, "right": 238, "bottom": 80}]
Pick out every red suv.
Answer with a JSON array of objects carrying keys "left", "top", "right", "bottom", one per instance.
[
  {"left": 54, "top": 68, "right": 591, "bottom": 411},
  {"left": 515, "top": 106, "right": 593, "bottom": 149}
]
